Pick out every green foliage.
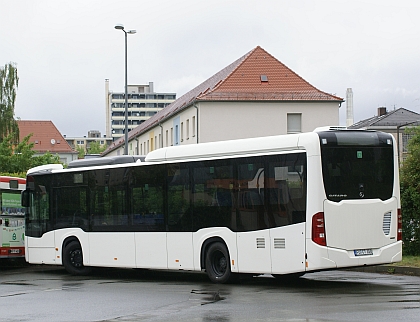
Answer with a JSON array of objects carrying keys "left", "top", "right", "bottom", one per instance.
[
  {"left": 0, "top": 132, "right": 34, "bottom": 173},
  {"left": 0, "top": 62, "right": 19, "bottom": 143},
  {"left": 0, "top": 132, "right": 62, "bottom": 175},
  {"left": 400, "top": 126, "right": 420, "bottom": 256},
  {"left": 0, "top": 62, "right": 62, "bottom": 177},
  {"left": 87, "top": 141, "right": 107, "bottom": 155},
  {"left": 32, "top": 151, "right": 61, "bottom": 168},
  {"left": 76, "top": 146, "right": 85, "bottom": 159}
]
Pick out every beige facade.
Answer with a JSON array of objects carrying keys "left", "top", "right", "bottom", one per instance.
[{"left": 107, "top": 100, "right": 340, "bottom": 156}]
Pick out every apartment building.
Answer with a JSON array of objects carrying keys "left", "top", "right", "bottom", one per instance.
[
  {"left": 105, "top": 81, "right": 176, "bottom": 141},
  {"left": 64, "top": 130, "right": 112, "bottom": 155}
]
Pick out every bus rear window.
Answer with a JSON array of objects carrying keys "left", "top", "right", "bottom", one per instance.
[{"left": 319, "top": 131, "right": 394, "bottom": 202}]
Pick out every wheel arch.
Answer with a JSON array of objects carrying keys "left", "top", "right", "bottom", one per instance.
[
  {"left": 61, "top": 236, "right": 81, "bottom": 259},
  {"left": 200, "top": 236, "right": 227, "bottom": 270}
]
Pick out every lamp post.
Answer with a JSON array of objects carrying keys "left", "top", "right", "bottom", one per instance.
[{"left": 115, "top": 24, "right": 136, "bottom": 155}]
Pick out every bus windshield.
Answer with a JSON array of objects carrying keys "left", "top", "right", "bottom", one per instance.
[{"left": 318, "top": 131, "right": 394, "bottom": 202}]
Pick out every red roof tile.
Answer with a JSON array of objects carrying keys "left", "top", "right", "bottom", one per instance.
[
  {"left": 17, "top": 120, "right": 76, "bottom": 154},
  {"left": 200, "top": 46, "right": 342, "bottom": 101}
]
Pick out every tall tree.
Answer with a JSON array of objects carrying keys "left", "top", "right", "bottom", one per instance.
[
  {"left": 400, "top": 126, "right": 420, "bottom": 255},
  {"left": 0, "top": 62, "right": 19, "bottom": 143}
]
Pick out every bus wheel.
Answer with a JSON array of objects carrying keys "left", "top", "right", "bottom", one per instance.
[
  {"left": 62, "top": 241, "right": 92, "bottom": 275},
  {"left": 205, "top": 242, "right": 232, "bottom": 284}
]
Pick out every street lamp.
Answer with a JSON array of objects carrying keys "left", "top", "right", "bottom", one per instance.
[{"left": 115, "top": 24, "right": 136, "bottom": 155}]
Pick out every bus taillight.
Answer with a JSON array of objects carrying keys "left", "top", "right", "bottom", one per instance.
[
  {"left": 312, "top": 212, "right": 326, "bottom": 246},
  {"left": 397, "top": 209, "right": 402, "bottom": 241}
]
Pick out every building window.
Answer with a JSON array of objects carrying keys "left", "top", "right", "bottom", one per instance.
[
  {"left": 181, "top": 122, "right": 184, "bottom": 142},
  {"left": 171, "top": 128, "right": 173, "bottom": 146},
  {"left": 175, "top": 125, "right": 179, "bottom": 145},
  {"left": 287, "top": 113, "right": 302, "bottom": 133},
  {"left": 192, "top": 116, "right": 196, "bottom": 137},
  {"left": 166, "top": 130, "right": 169, "bottom": 147},
  {"left": 186, "top": 119, "right": 190, "bottom": 140},
  {"left": 402, "top": 132, "right": 414, "bottom": 153}
]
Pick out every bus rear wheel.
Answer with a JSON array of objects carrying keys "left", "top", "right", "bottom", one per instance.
[
  {"left": 205, "top": 242, "right": 233, "bottom": 284},
  {"left": 62, "top": 241, "right": 92, "bottom": 275}
]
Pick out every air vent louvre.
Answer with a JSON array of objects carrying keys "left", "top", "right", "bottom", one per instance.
[
  {"left": 383, "top": 212, "right": 392, "bottom": 235},
  {"left": 256, "top": 238, "right": 265, "bottom": 249},
  {"left": 274, "top": 238, "right": 286, "bottom": 249}
]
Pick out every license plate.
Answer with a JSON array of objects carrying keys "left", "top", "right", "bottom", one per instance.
[
  {"left": 354, "top": 249, "right": 373, "bottom": 256},
  {"left": 9, "top": 249, "right": 20, "bottom": 254}
]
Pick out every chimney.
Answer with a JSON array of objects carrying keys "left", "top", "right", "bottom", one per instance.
[
  {"left": 346, "top": 88, "right": 354, "bottom": 127},
  {"left": 378, "top": 107, "right": 387, "bottom": 116}
]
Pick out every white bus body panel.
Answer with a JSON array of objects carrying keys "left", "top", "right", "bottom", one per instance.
[
  {"left": 324, "top": 198, "right": 398, "bottom": 250},
  {"left": 327, "top": 241, "right": 402, "bottom": 267},
  {"left": 88, "top": 232, "right": 136, "bottom": 267},
  {"left": 323, "top": 197, "right": 401, "bottom": 268},
  {"left": 270, "top": 223, "right": 306, "bottom": 274},
  {"left": 305, "top": 240, "right": 336, "bottom": 271},
  {"left": 135, "top": 232, "right": 167, "bottom": 269},
  {"left": 25, "top": 232, "right": 56, "bottom": 264},
  {"left": 237, "top": 230, "right": 271, "bottom": 273},
  {"left": 167, "top": 232, "right": 194, "bottom": 270}
]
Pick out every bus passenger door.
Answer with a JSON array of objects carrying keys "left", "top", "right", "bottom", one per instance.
[{"left": 267, "top": 153, "right": 307, "bottom": 275}]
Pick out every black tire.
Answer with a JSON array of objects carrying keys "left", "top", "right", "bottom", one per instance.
[
  {"left": 62, "top": 241, "right": 92, "bottom": 275},
  {"left": 205, "top": 242, "right": 232, "bottom": 284}
]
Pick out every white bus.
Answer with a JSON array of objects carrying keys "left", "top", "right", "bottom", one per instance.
[
  {"left": 22, "top": 128, "right": 402, "bottom": 283},
  {"left": 1, "top": 176, "right": 26, "bottom": 258}
]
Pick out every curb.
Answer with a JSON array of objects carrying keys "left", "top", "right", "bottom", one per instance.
[{"left": 348, "top": 265, "right": 420, "bottom": 277}]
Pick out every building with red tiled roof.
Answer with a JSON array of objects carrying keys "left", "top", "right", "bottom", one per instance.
[
  {"left": 17, "top": 120, "right": 78, "bottom": 164},
  {"left": 103, "top": 46, "right": 343, "bottom": 156}
]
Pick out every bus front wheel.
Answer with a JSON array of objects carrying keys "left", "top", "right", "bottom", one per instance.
[
  {"left": 205, "top": 242, "right": 232, "bottom": 284},
  {"left": 62, "top": 241, "right": 92, "bottom": 275}
]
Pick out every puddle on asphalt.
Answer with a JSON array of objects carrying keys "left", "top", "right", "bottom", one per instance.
[{"left": 190, "top": 289, "right": 225, "bottom": 305}]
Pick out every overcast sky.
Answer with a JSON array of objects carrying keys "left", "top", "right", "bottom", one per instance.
[{"left": 1, "top": 0, "right": 420, "bottom": 137}]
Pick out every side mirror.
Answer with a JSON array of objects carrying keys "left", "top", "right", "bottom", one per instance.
[{"left": 21, "top": 190, "right": 30, "bottom": 207}]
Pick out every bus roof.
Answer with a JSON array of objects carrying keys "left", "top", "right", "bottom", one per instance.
[
  {"left": 0, "top": 176, "right": 26, "bottom": 185},
  {"left": 145, "top": 132, "right": 309, "bottom": 163}
]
